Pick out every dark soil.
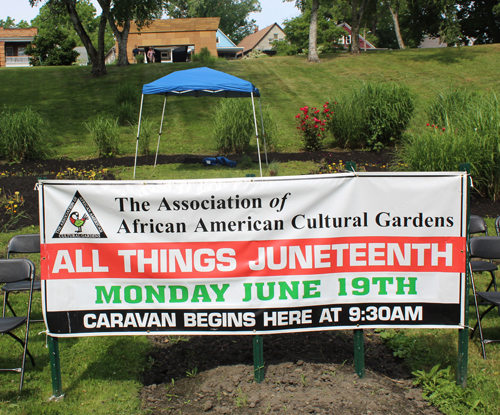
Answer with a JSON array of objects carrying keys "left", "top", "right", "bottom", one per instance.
[{"left": 0, "top": 149, "right": 494, "bottom": 414}]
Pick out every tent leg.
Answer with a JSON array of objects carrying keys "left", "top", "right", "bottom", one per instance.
[
  {"left": 155, "top": 95, "right": 167, "bottom": 169},
  {"left": 258, "top": 97, "right": 268, "bottom": 167},
  {"left": 251, "top": 92, "right": 262, "bottom": 177},
  {"left": 133, "top": 94, "right": 145, "bottom": 179}
]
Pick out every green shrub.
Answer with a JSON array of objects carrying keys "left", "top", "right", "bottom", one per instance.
[
  {"left": 272, "top": 40, "right": 298, "bottom": 56},
  {"left": 135, "top": 53, "right": 145, "bottom": 64},
  {"left": 191, "top": 47, "right": 216, "bottom": 67},
  {"left": 136, "top": 118, "right": 156, "bottom": 156},
  {"left": 0, "top": 107, "right": 52, "bottom": 161},
  {"left": 213, "top": 99, "right": 279, "bottom": 154},
  {"left": 116, "top": 83, "right": 139, "bottom": 125},
  {"left": 84, "top": 115, "right": 119, "bottom": 158},
  {"left": 117, "top": 101, "right": 137, "bottom": 126},
  {"left": 327, "top": 83, "right": 414, "bottom": 150},
  {"left": 397, "top": 89, "right": 500, "bottom": 199}
]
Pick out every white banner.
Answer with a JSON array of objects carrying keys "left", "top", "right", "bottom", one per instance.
[{"left": 38, "top": 172, "right": 468, "bottom": 336}]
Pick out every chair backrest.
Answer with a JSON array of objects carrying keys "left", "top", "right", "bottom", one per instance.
[
  {"left": 7, "top": 234, "right": 40, "bottom": 258},
  {"left": 469, "top": 236, "right": 500, "bottom": 260},
  {"left": 495, "top": 216, "right": 500, "bottom": 236},
  {"left": 0, "top": 258, "right": 34, "bottom": 284},
  {"left": 470, "top": 215, "right": 488, "bottom": 235}
]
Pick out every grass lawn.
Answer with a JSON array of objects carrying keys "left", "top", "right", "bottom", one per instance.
[{"left": 1, "top": 46, "right": 500, "bottom": 414}]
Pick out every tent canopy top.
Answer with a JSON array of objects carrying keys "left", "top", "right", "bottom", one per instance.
[{"left": 141, "top": 67, "right": 260, "bottom": 98}]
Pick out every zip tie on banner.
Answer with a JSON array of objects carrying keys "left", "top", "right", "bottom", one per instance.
[{"left": 38, "top": 330, "right": 48, "bottom": 348}]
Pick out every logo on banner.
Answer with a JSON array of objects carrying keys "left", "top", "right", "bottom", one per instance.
[{"left": 53, "top": 191, "right": 107, "bottom": 239}]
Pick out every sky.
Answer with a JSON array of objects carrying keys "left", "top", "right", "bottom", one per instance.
[{"left": 0, "top": 0, "right": 300, "bottom": 30}]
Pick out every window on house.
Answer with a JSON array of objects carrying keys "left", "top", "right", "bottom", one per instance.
[
  {"left": 274, "top": 33, "right": 278, "bottom": 40},
  {"left": 6, "top": 47, "right": 14, "bottom": 56},
  {"left": 18, "top": 47, "right": 26, "bottom": 56},
  {"left": 347, "top": 35, "right": 351, "bottom": 44},
  {"left": 216, "top": 37, "right": 220, "bottom": 44}
]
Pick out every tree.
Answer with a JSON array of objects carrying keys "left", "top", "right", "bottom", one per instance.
[
  {"left": 164, "top": 0, "right": 262, "bottom": 44},
  {"left": 282, "top": 6, "right": 345, "bottom": 53},
  {"left": 0, "top": 17, "right": 30, "bottom": 28},
  {"left": 108, "top": 0, "right": 163, "bottom": 67},
  {"left": 25, "top": 29, "right": 79, "bottom": 65},
  {"left": 385, "top": 0, "right": 405, "bottom": 48},
  {"left": 27, "top": 1, "right": 113, "bottom": 66},
  {"left": 457, "top": 0, "right": 500, "bottom": 43},
  {"left": 308, "top": 0, "right": 321, "bottom": 61}
]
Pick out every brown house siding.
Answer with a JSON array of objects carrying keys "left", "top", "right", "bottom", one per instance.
[
  {"left": 0, "top": 27, "right": 37, "bottom": 67},
  {"left": 123, "top": 18, "right": 220, "bottom": 64}
]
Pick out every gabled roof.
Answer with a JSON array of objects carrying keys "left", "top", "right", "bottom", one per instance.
[
  {"left": 237, "top": 23, "right": 283, "bottom": 54},
  {"left": 337, "top": 23, "right": 376, "bottom": 49},
  {"left": 130, "top": 17, "right": 220, "bottom": 34}
]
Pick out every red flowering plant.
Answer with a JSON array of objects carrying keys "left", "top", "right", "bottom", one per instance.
[{"left": 295, "top": 103, "right": 331, "bottom": 151}]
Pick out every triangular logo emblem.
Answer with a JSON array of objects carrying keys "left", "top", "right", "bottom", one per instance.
[{"left": 53, "top": 191, "right": 107, "bottom": 239}]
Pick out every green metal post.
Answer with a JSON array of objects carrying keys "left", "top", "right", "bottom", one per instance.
[
  {"left": 48, "top": 336, "right": 63, "bottom": 398},
  {"left": 353, "top": 329, "right": 365, "bottom": 378},
  {"left": 253, "top": 335, "right": 264, "bottom": 383},
  {"left": 457, "top": 163, "right": 471, "bottom": 388},
  {"left": 346, "top": 161, "right": 365, "bottom": 378}
]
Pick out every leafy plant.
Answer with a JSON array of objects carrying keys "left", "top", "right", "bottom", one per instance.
[
  {"left": 116, "top": 83, "right": 139, "bottom": 125},
  {"left": 0, "top": 107, "right": 52, "bottom": 161},
  {"left": 135, "top": 118, "right": 156, "bottom": 156},
  {"left": 295, "top": 104, "right": 330, "bottom": 151},
  {"left": 213, "top": 99, "right": 278, "bottom": 154},
  {"left": 84, "top": 115, "right": 120, "bottom": 158},
  {"left": 235, "top": 387, "right": 249, "bottom": 407},
  {"left": 327, "top": 83, "right": 414, "bottom": 150},
  {"left": 191, "top": 47, "right": 216, "bottom": 67},
  {"left": 0, "top": 189, "right": 29, "bottom": 232},
  {"left": 397, "top": 89, "right": 500, "bottom": 199}
]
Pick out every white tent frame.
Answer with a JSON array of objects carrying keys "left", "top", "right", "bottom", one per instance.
[{"left": 133, "top": 90, "right": 268, "bottom": 179}]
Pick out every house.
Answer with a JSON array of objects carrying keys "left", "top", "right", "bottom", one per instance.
[
  {"left": 74, "top": 46, "right": 89, "bottom": 65},
  {"left": 124, "top": 17, "right": 220, "bottom": 64},
  {"left": 418, "top": 36, "right": 448, "bottom": 48},
  {"left": 216, "top": 29, "right": 243, "bottom": 59},
  {"left": 0, "top": 27, "right": 37, "bottom": 68},
  {"left": 237, "top": 23, "right": 286, "bottom": 56},
  {"left": 337, "top": 23, "right": 376, "bottom": 50}
]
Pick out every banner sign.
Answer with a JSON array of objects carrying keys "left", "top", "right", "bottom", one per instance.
[{"left": 38, "top": 172, "right": 468, "bottom": 337}]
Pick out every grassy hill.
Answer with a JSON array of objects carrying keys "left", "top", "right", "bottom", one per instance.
[{"left": 1, "top": 45, "right": 500, "bottom": 161}]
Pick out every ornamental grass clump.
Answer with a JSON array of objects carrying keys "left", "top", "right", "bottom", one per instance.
[
  {"left": 326, "top": 83, "right": 414, "bottom": 150},
  {"left": 213, "top": 99, "right": 278, "bottom": 154},
  {"left": 397, "top": 89, "right": 500, "bottom": 199},
  {"left": 84, "top": 115, "right": 119, "bottom": 158},
  {"left": 295, "top": 104, "right": 330, "bottom": 151},
  {"left": 116, "top": 83, "right": 139, "bottom": 125},
  {"left": 0, "top": 106, "right": 52, "bottom": 161}
]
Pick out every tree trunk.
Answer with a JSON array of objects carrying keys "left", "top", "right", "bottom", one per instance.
[
  {"left": 387, "top": 2, "right": 405, "bottom": 49},
  {"left": 63, "top": 0, "right": 110, "bottom": 77},
  {"left": 351, "top": 0, "right": 361, "bottom": 54},
  {"left": 108, "top": 17, "right": 131, "bottom": 66},
  {"left": 351, "top": 0, "right": 370, "bottom": 54},
  {"left": 308, "top": 0, "right": 321, "bottom": 63}
]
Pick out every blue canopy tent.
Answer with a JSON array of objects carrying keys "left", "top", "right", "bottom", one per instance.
[{"left": 134, "top": 67, "right": 268, "bottom": 178}]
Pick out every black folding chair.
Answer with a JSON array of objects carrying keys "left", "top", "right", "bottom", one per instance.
[
  {"left": 2, "top": 234, "right": 42, "bottom": 323},
  {"left": 469, "top": 236, "right": 500, "bottom": 359},
  {"left": 0, "top": 258, "right": 36, "bottom": 392},
  {"left": 470, "top": 215, "right": 498, "bottom": 292}
]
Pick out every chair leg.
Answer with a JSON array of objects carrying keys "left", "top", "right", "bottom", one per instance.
[
  {"left": 469, "top": 267, "right": 487, "bottom": 359},
  {"left": 6, "top": 332, "right": 35, "bottom": 367},
  {"left": 3, "top": 292, "right": 17, "bottom": 317}
]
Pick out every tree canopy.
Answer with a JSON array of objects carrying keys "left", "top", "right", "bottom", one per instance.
[
  {"left": 164, "top": 0, "right": 262, "bottom": 44},
  {"left": 0, "top": 17, "right": 30, "bottom": 28}
]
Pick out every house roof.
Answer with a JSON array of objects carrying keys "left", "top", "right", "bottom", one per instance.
[
  {"left": 130, "top": 17, "right": 220, "bottom": 34},
  {"left": 337, "top": 23, "right": 376, "bottom": 49},
  {"left": 237, "top": 23, "right": 282, "bottom": 54}
]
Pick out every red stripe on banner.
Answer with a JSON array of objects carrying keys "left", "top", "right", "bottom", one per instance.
[{"left": 40, "top": 236, "right": 466, "bottom": 280}]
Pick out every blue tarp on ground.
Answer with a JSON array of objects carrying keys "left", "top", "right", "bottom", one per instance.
[{"left": 142, "top": 67, "right": 260, "bottom": 97}]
